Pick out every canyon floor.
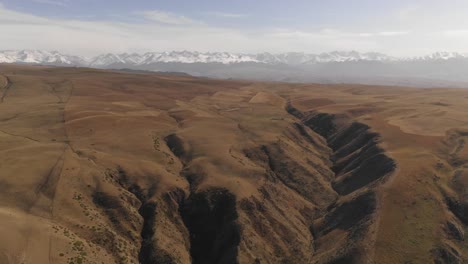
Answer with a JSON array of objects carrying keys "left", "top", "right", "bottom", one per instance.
[{"left": 0, "top": 64, "right": 468, "bottom": 264}]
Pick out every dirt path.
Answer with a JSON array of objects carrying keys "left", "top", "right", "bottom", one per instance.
[{"left": 0, "top": 129, "right": 41, "bottom": 142}]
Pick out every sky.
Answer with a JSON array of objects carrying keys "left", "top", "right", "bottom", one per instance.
[{"left": 2, "top": 0, "right": 468, "bottom": 56}]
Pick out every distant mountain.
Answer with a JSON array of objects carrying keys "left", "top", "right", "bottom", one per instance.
[
  {"left": 2, "top": 50, "right": 468, "bottom": 87},
  {"left": 0, "top": 50, "right": 86, "bottom": 65},
  {"left": 411, "top": 51, "right": 468, "bottom": 61},
  {"left": 3, "top": 50, "right": 466, "bottom": 67}
]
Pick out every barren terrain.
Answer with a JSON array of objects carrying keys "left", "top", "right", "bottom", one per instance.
[{"left": 0, "top": 64, "right": 467, "bottom": 264}]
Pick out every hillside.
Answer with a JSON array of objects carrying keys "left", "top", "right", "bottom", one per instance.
[{"left": 0, "top": 65, "right": 468, "bottom": 264}]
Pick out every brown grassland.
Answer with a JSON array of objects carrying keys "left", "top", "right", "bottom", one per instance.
[{"left": 0, "top": 64, "right": 468, "bottom": 264}]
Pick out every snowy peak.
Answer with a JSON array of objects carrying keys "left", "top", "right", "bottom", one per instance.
[
  {"left": 0, "top": 50, "right": 402, "bottom": 67},
  {"left": 89, "top": 53, "right": 129, "bottom": 67},
  {"left": 414, "top": 52, "right": 468, "bottom": 61},
  {"left": 0, "top": 50, "right": 85, "bottom": 65},
  {"left": 1, "top": 50, "right": 468, "bottom": 67},
  {"left": 139, "top": 51, "right": 259, "bottom": 64},
  {"left": 76, "top": 51, "right": 261, "bottom": 66},
  {"left": 314, "top": 51, "right": 396, "bottom": 62}
]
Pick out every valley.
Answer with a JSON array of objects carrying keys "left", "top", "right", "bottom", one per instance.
[{"left": 0, "top": 64, "right": 467, "bottom": 264}]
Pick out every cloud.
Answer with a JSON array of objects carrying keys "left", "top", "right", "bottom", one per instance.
[
  {"left": 0, "top": 5, "right": 382, "bottom": 56},
  {"left": 31, "top": 0, "right": 68, "bottom": 6},
  {"left": 357, "top": 31, "right": 410, "bottom": 37},
  {"left": 377, "top": 31, "right": 410, "bottom": 36},
  {"left": 444, "top": 30, "right": 468, "bottom": 36},
  {"left": 397, "top": 5, "right": 419, "bottom": 21},
  {"left": 273, "top": 29, "right": 409, "bottom": 39},
  {"left": 207, "top": 12, "right": 248, "bottom": 18},
  {"left": 358, "top": 33, "right": 373, "bottom": 37},
  {"left": 139, "top": 10, "right": 201, "bottom": 25},
  {"left": 0, "top": 4, "right": 466, "bottom": 57}
]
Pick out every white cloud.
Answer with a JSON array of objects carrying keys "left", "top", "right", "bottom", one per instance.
[
  {"left": 0, "top": 5, "right": 383, "bottom": 56},
  {"left": 444, "top": 30, "right": 468, "bottom": 36},
  {"left": 397, "top": 5, "right": 419, "bottom": 21},
  {"left": 31, "top": 0, "right": 68, "bottom": 6},
  {"left": 0, "top": 4, "right": 467, "bottom": 57},
  {"left": 356, "top": 31, "right": 410, "bottom": 37},
  {"left": 139, "top": 10, "right": 201, "bottom": 25},
  {"left": 377, "top": 31, "right": 410, "bottom": 36},
  {"left": 207, "top": 12, "right": 248, "bottom": 18}
]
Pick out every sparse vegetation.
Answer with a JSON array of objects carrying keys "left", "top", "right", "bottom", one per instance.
[{"left": 1, "top": 65, "right": 467, "bottom": 263}]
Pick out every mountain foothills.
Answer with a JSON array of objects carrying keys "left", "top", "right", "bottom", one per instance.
[
  {"left": 0, "top": 64, "right": 468, "bottom": 264},
  {"left": 2, "top": 50, "right": 468, "bottom": 87}
]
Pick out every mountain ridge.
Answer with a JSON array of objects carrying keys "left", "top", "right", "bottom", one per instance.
[
  {"left": 1, "top": 50, "right": 468, "bottom": 67},
  {"left": 3, "top": 50, "right": 468, "bottom": 88}
]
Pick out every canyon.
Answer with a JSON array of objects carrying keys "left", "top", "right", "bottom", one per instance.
[{"left": 0, "top": 64, "right": 467, "bottom": 263}]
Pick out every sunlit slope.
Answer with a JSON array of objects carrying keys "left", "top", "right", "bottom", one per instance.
[{"left": 0, "top": 65, "right": 467, "bottom": 264}]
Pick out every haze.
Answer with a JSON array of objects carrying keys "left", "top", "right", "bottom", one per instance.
[
  {"left": 2, "top": 0, "right": 468, "bottom": 56},
  {"left": 3, "top": 1, "right": 468, "bottom": 264}
]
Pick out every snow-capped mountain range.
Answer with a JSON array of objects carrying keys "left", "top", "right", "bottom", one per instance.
[
  {"left": 1, "top": 50, "right": 468, "bottom": 67},
  {"left": 0, "top": 50, "right": 87, "bottom": 65},
  {"left": 4, "top": 50, "right": 468, "bottom": 88}
]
